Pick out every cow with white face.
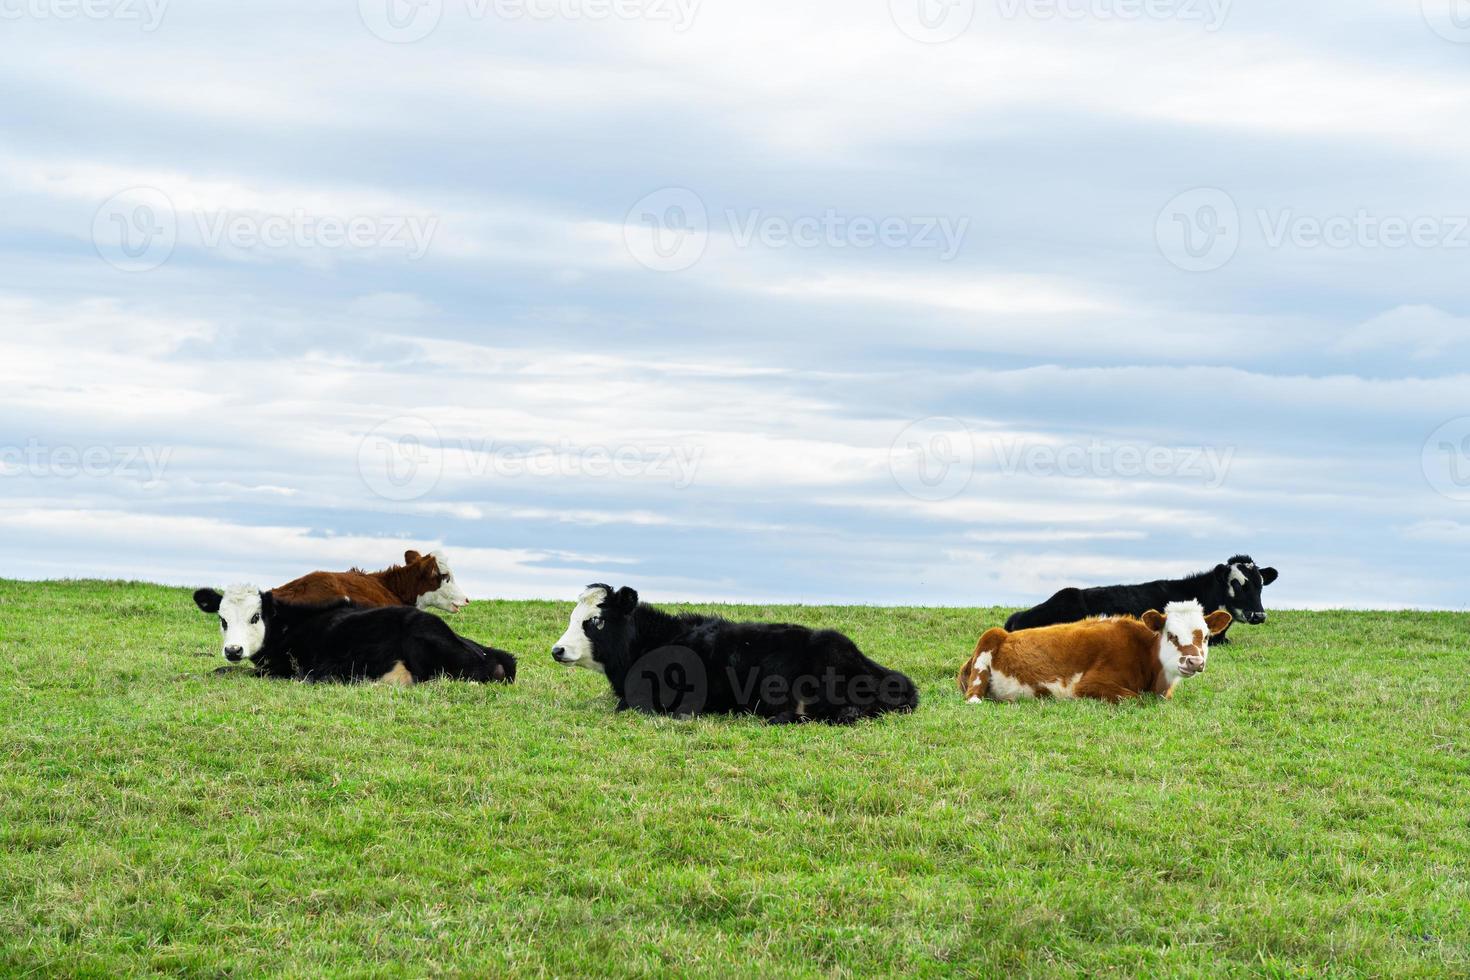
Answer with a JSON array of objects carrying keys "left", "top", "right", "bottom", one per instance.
[
  {"left": 415, "top": 551, "right": 469, "bottom": 613},
  {"left": 194, "top": 584, "right": 269, "bottom": 663},
  {"left": 958, "top": 599, "right": 1232, "bottom": 704}
]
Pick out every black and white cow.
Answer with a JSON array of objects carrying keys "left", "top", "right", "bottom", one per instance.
[
  {"left": 193, "top": 585, "right": 516, "bottom": 684},
  {"left": 1004, "top": 555, "right": 1279, "bottom": 643},
  {"left": 551, "top": 584, "right": 918, "bottom": 724}
]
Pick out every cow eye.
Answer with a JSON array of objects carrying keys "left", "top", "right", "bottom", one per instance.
[
  {"left": 250, "top": 613, "right": 261, "bottom": 625},
  {"left": 219, "top": 617, "right": 227, "bottom": 630}
]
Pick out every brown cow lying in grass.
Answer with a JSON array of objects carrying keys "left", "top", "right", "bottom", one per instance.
[
  {"left": 273, "top": 550, "right": 469, "bottom": 613},
  {"left": 958, "top": 600, "right": 1231, "bottom": 704}
]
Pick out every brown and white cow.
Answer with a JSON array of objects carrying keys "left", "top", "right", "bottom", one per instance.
[
  {"left": 273, "top": 550, "right": 469, "bottom": 613},
  {"left": 957, "top": 600, "right": 1231, "bottom": 704}
]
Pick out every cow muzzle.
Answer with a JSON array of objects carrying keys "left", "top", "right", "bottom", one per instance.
[{"left": 1179, "top": 655, "right": 1206, "bottom": 677}]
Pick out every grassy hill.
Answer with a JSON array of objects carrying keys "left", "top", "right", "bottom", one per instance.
[{"left": 0, "top": 579, "right": 1465, "bottom": 976}]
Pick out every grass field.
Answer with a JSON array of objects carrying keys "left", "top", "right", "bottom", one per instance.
[{"left": 0, "top": 579, "right": 1466, "bottom": 977}]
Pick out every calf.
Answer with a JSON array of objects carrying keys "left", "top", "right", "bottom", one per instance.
[
  {"left": 273, "top": 550, "right": 469, "bottom": 613},
  {"left": 193, "top": 585, "right": 516, "bottom": 684},
  {"left": 1004, "top": 554, "right": 1277, "bottom": 643},
  {"left": 961, "top": 601, "right": 1231, "bottom": 704},
  {"left": 551, "top": 584, "right": 918, "bottom": 724}
]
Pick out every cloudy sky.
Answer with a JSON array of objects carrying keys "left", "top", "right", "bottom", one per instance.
[{"left": 2, "top": 0, "right": 1467, "bottom": 607}]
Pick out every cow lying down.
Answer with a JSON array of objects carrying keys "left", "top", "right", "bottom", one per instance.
[
  {"left": 274, "top": 549, "right": 469, "bottom": 612},
  {"left": 552, "top": 584, "right": 918, "bottom": 724},
  {"left": 959, "top": 601, "right": 1230, "bottom": 704},
  {"left": 193, "top": 585, "right": 516, "bottom": 684}
]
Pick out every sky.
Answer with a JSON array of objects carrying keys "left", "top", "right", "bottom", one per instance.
[{"left": 1, "top": 0, "right": 1468, "bottom": 608}]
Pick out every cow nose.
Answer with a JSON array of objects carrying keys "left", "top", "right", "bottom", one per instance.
[
  {"left": 551, "top": 646, "right": 567, "bottom": 662},
  {"left": 224, "top": 646, "right": 244, "bottom": 661},
  {"left": 1183, "top": 656, "right": 1206, "bottom": 673},
  {"left": 1249, "top": 612, "right": 1267, "bottom": 624}
]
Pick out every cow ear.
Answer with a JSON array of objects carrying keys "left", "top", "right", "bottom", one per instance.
[
  {"left": 193, "top": 588, "right": 223, "bottom": 613},
  {"left": 613, "top": 586, "right": 639, "bottom": 613},
  {"left": 1215, "top": 563, "right": 1231, "bottom": 582},
  {"left": 1260, "top": 567, "right": 1278, "bottom": 586},
  {"left": 956, "top": 654, "right": 975, "bottom": 694},
  {"left": 405, "top": 550, "right": 423, "bottom": 564},
  {"left": 1141, "top": 610, "right": 1166, "bottom": 631},
  {"left": 260, "top": 591, "right": 276, "bottom": 619},
  {"left": 1205, "top": 610, "right": 1233, "bottom": 635}
]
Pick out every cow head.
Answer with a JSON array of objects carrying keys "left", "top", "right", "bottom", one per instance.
[
  {"left": 1213, "top": 554, "right": 1278, "bottom": 626},
  {"left": 1141, "top": 600, "right": 1231, "bottom": 683},
  {"left": 194, "top": 585, "right": 274, "bottom": 663},
  {"left": 405, "top": 549, "right": 469, "bottom": 613},
  {"left": 551, "top": 583, "right": 639, "bottom": 675}
]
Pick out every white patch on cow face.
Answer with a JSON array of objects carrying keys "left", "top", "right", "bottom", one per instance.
[
  {"left": 217, "top": 585, "right": 267, "bottom": 662},
  {"left": 551, "top": 586, "right": 608, "bottom": 673},
  {"left": 1157, "top": 600, "right": 1211, "bottom": 685},
  {"left": 416, "top": 552, "right": 469, "bottom": 613},
  {"left": 1227, "top": 565, "right": 1247, "bottom": 598}
]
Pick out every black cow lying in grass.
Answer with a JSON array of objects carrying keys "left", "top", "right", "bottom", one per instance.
[
  {"left": 193, "top": 585, "right": 516, "bottom": 684},
  {"left": 551, "top": 584, "right": 918, "bottom": 723},
  {"left": 1004, "top": 554, "right": 1278, "bottom": 643}
]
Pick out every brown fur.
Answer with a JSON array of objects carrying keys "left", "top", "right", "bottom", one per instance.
[
  {"left": 957, "top": 611, "right": 1229, "bottom": 705},
  {"left": 273, "top": 550, "right": 445, "bottom": 608},
  {"left": 377, "top": 661, "right": 415, "bottom": 687}
]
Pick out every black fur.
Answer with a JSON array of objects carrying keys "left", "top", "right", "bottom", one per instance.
[
  {"left": 197, "top": 589, "right": 516, "bottom": 683},
  {"left": 560, "top": 584, "right": 918, "bottom": 724},
  {"left": 1003, "top": 555, "right": 1278, "bottom": 643}
]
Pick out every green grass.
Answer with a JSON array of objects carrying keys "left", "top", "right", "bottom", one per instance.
[{"left": 0, "top": 579, "right": 1466, "bottom": 977}]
